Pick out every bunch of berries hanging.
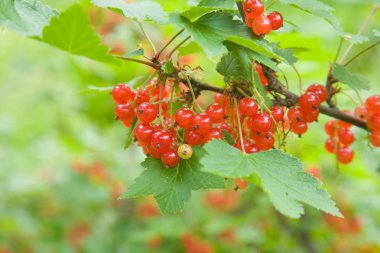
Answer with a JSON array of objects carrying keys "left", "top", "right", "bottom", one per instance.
[{"left": 243, "top": 0, "right": 283, "bottom": 36}]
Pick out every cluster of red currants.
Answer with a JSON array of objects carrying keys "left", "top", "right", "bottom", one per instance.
[{"left": 243, "top": 0, "right": 283, "bottom": 36}]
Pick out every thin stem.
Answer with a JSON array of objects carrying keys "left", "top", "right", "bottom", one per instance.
[
  {"left": 333, "top": 38, "right": 344, "bottom": 64},
  {"left": 156, "top": 29, "right": 185, "bottom": 59},
  {"left": 236, "top": 1, "right": 246, "bottom": 20},
  {"left": 167, "top": 36, "right": 191, "bottom": 59},
  {"left": 338, "top": 4, "right": 379, "bottom": 64},
  {"left": 115, "top": 55, "right": 158, "bottom": 68},
  {"left": 137, "top": 22, "right": 157, "bottom": 54},
  {"left": 292, "top": 64, "right": 303, "bottom": 93},
  {"left": 355, "top": 90, "right": 364, "bottom": 105},
  {"left": 184, "top": 75, "right": 203, "bottom": 112},
  {"left": 234, "top": 98, "right": 246, "bottom": 154},
  {"left": 266, "top": 0, "right": 278, "bottom": 11},
  {"left": 159, "top": 75, "right": 167, "bottom": 128},
  {"left": 344, "top": 40, "right": 380, "bottom": 66}
]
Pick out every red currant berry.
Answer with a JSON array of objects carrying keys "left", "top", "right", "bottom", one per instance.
[
  {"left": 267, "top": 11, "right": 283, "bottom": 30},
  {"left": 214, "top": 94, "right": 230, "bottom": 107},
  {"left": 325, "top": 138, "right": 336, "bottom": 153},
  {"left": 337, "top": 147, "right": 354, "bottom": 164},
  {"left": 150, "top": 130, "right": 173, "bottom": 154},
  {"left": 252, "top": 15, "right": 272, "bottom": 36},
  {"left": 270, "top": 106, "right": 285, "bottom": 122},
  {"left": 161, "top": 151, "right": 180, "bottom": 168},
  {"left": 337, "top": 128, "right": 355, "bottom": 146},
  {"left": 255, "top": 63, "right": 268, "bottom": 86},
  {"left": 324, "top": 120, "right": 337, "bottom": 136},
  {"left": 136, "top": 102, "right": 158, "bottom": 123},
  {"left": 148, "top": 144, "right": 163, "bottom": 159},
  {"left": 306, "top": 84, "right": 328, "bottom": 103},
  {"left": 112, "top": 84, "right": 135, "bottom": 104},
  {"left": 365, "top": 95, "right": 380, "bottom": 113},
  {"left": 287, "top": 106, "right": 304, "bottom": 122},
  {"left": 291, "top": 121, "right": 308, "bottom": 135},
  {"left": 354, "top": 105, "right": 368, "bottom": 120},
  {"left": 250, "top": 112, "right": 273, "bottom": 133},
  {"left": 368, "top": 113, "right": 380, "bottom": 130},
  {"left": 175, "top": 108, "right": 195, "bottom": 129},
  {"left": 303, "top": 109, "right": 319, "bottom": 123},
  {"left": 245, "top": 17, "right": 253, "bottom": 27},
  {"left": 185, "top": 129, "right": 204, "bottom": 146},
  {"left": 121, "top": 118, "right": 133, "bottom": 128},
  {"left": 243, "top": 0, "right": 264, "bottom": 19},
  {"left": 216, "top": 122, "right": 233, "bottom": 134},
  {"left": 204, "top": 128, "right": 223, "bottom": 143},
  {"left": 135, "top": 123, "right": 154, "bottom": 143},
  {"left": 136, "top": 89, "right": 150, "bottom": 105},
  {"left": 115, "top": 103, "right": 134, "bottom": 121},
  {"left": 299, "top": 92, "right": 320, "bottom": 112},
  {"left": 255, "top": 132, "right": 275, "bottom": 151},
  {"left": 192, "top": 113, "right": 213, "bottom": 134},
  {"left": 178, "top": 144, "right": 193, "bottom": 159},
  {"left": 369, "top": 130, "right": 380, "bottom": 147},
  {"left": 206, "top": 103, "right": 225, "bottom": 123},
  {"left": 238, "top": 98, "right": 259, "bottom": 117}
]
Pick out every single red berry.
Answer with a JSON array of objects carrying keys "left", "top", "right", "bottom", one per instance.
[
  {"left": 136, "top": 89, "right": 150, "bottom": 105},
  {"left": 121, "top": 118, "right": 133, "bottom": 128},
  {"left": 270, "top": 106, "right": 284, "bottom": 122},
  {"left": 206, "top": 103, "right": 225, "bottom": 123},
  {"left": 175, "top": 108, "right": 195, "bottom": 128},
  {"left": 291, "top": 121, "right": 308, "bottom": 135},
  {"left": 150, "top": 130, "right": 173, "bottom": 154},
  {"left": 306, "top": 84, "right": 328, "bottom": 103},
  {"left": 178, "top": 144, "right": 193, "bottom": 159},
  {"left": 252, "top": 15, "right": 272, "bottom": 36},
  {"left": 234, "top": 179, "right": 249, "bottom": 189},
  {"left": 369, "top": 130, "right": 380, "bottom": 147},
  {"left": 243, "top": 0, "right": 264, "bottom": 19},
  {"left": 255, "top": 63, "right": 268, "bottom": 86},
  {"left": 337, "top": 147, "right": 354, "bottom": 164},
  {"left": 136, "top": 102, "right": 158, "bottom": 123},
  {"left": 338, "top": 128, "right": 355, "bottom": 146},
  {"left": 337, "top": 111, "right": 353, "bottom": 128},
  {"left": 365, "top": 95, "right": 380, "bottom": 113},
  {"left": 161, "top": 151, "right": 180, "bottom": 168},
  {"left": 204, "top": 128, "right": 223, "bottom": 143},
  {"left": 135, "top": 123, "right": 154, "bottom": 143},
  {"left": 303, "top": 109, "right": 319, "bottom": 123},
  {"left": 325, "top": 138, "right": 336, "bottom": 153},
  {"left": 185, "top": 129, "right": 204, "bottom": 146},
  {"left": 148, "top": 144, "right": 163, "bottom": 159},
  {"left": 250, "top": 112, "right": 273, "bottom": 133},
  {"left": 238, "top": 98, "right": 259, "bottom": 117},
  {"left": 112, "top": 84, "right": 136, "bottom": 104},
  {"left": 255, "top": 132, "right": 274, "bottom": 151},
  {"left": 192, "top": 113, "right": 213, "bottom": 134},
  {"left": 299, "top": 92, "right": 320, "bottom": 113},
  {"left": 324, "top": 120, "right": 337, "bottom": 136},
  {"left": 287, "top": 106, "right": 304, "bottom": 122},
  {"left": 354, "top": 105, "right": 368, "bottom": 120},
  {"left": 368, "top": 113, "right": 380, "bottom": 130},
  {"left": 245, "top": 17, "right": 253, "bottom": 27},
  {"left": 214, "top": 93, "right": 230, "bottom": 108},
  {"left": 267, "top": 11, "right": 283, "bottom": 30},
  {"left": 115, "top": 103, "right": 134, "bottom": 121}
]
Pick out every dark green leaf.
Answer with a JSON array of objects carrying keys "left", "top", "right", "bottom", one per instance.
[
  {"left": 222, "top": 130, "right": 235, "bottom": 145},
  {"left": 333, "top": 64, "right": 370, "bottom": 91},
  {"left": 217, "top": 52, "right": 245, "bottom": 82}
]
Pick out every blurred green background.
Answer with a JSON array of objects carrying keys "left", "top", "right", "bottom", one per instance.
[{"left": 1, "top": 0, "right": 380, "bottom": 252}]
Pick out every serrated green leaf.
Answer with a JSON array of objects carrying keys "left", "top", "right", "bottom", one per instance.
[
  {"left": 124, "top": 118, "right": 137, "bottom": 149},
  {"left": 0, "top": 0, "right": 57, "bottom": 37},
  {"left": 201, "top": 140, "right": 342, "bottom": 218},
  {"left": 40, "top": 5, "right": 118, "bottom": 64},
  {"left": 124, "top": 48, "right": 144, "bottom": 58},
  {"left": 217, "top": 52, "right": 245, "bottom": 82},
  {"left": 333, "top": 64, "right": 370, "bottom": 91},
  {"left": 120, "top": 146, "right": 225, "bottom": 215},
  {"left": 162, "top": 60, "right": 175, "bottom": 74},
  {"left": 91, "top": 0, "right": 168, "bottom": 24}
]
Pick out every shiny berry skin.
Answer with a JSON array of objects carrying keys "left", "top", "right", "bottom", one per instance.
[
  {"left": 214, "top": 94, "right": 230, "bottom": 107},
  {"left": 246, "top": 144, "right": 260, "bottom": 154},
  {"left": 338, "top": 128, "right": 355, "bottom": 146},
  {"left": 204, "top": 128, "right": 223, "bottom": 143},
  {"left": 136, "top": 102, "right": 158, "bottom": 123},
  {"left": 325, "top": 138, "right": 336, "bottom": 153},
  {"left": 185, "top": 129, "right": 204, "bottom": 146},
  {"left": 291, "top": 121, "right": 308, "bottom": 135},
  {"left": 270, "top": 106, "right": 285, "bottom": 122},
  {"left": 161, "top": 151, "right": 180, "bottom": 168},
  {"left": 307, "top": 84, "right": 328, "bottom": 103},
  {"left": 365, "top": 95, "right": 380, "bottom": 113},
  {"left": 255, "top": 63, "right": 268, "bottom": 86},
  {"left": 136, "top": 89, "right": 150, "bottom": 105},
  {"left": 368, "top": 113, "right": 380, "bottom": 130},
  {"left": 112, "top": 84, "right": 135, "bottom": 104},
  {"left": 115, "top": 103, "right": 134, "bottom": 121},
  {"left": 337, "top": 111, "right": 353, "bottom": 128},
  {"left": 324, "top": 120, "right": 337, "bottom": 136},
  {"left": 250, "top": 112, "right": 273, "bottom": 133},
  {"left": 354, "top": 105, "right": 368, "bottom": 120},
  {"left": 175, "top": 108, "right": 195, "bottom": 128},
  {"left": 252, "top": 15, "right": 272, "bottom": 36},
  {"left": 243, "top": 0, "right": 264, "bottom": 19},
  {"left": 148, "top": 144, "right": 163, "bottom": 159},
  {"left": 206, "top": 103, "right": 225, "bottom": 123},
  {"left": 178, "top": 144, "right": 193, "bottom": 159},
  {"left": 238, "top": 98, "right": 259, "bottom": 117},
  {"left": 192, "top": 113, "right": 213, "bottom": 134},
  {"left": 287, "top": 106, "right": 303, "bottom": 122},
  {"left": 135, "top": 123, "right": 154, "bottom": 143},
  {"left": 299, "top": 92, "right": 320, "bottom": 112},
  {"left": 337, "top": 147, "right": 354, "bottom": 164},
  {"left": 255, "top": 132, "right": 274, "bottom": 151},
  {"left": 369, "top": 130, "right": 380, "bottom": 147},
  {"left": 234, "top": 179, "right": 248, "bottom": 189},
  {"left": 245, "top": 17, "right": 253, "bottom": 27},
  {"left": 150, "top": 130, "right": 173, "bottom": 154},
  {"left": 303, "top": 109, "right": 319, "bottom": 123},
  {"left": 216, "top": 122, "right": 233, "bottom": 134},
  {"left": 267, "top": 11, "right": 283, "bottom": 30}
]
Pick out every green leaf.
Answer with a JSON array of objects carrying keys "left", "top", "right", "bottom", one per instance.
[
  {"left": 121, "top": 146, "right": 225, "bottom": 215},
  {"left": 217, "top": 52, "right": 245, "bottom": 82},
  {"left": 124, "top": 118, "right": 138, "bottom": 149},
  {"left": 333, "top": 64, "right": 370, "bottom": 91},
  {"left": 40, "top": 5, "right": 118, "bottom": 64},
  {"left": 91, "top": 0, "right": 168, "bottom": 24},
  {"left": 124, "top": 48, "right": 144, "bottom": 58},
  {"left": 170, "top": 11, "right": 250, "bottom": 57},
  {"left": 198, "top": 0, "right": 236, "bottom": 8},
  {"left": 201, "top": 140, "right": 342, "bottom": 218},
  {"left": 0, "top": 0, "right": 57, "bottom": 37},
  {"left": 180, "top": 6, "right": 236, "bottom": 22},
  {"left": 178, "top": 41, "right": 203, "bottom": 56},
  {"left": 252, "top": 71, "right": 273, "bottom": 108},
  {"left": 221, "top": 130, "right": 235, "bottom": 145},
  {"left": 162, "top": 60, "right": 175, "bottom": 74}
]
